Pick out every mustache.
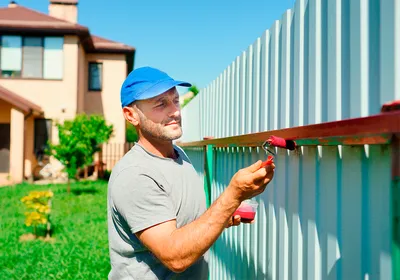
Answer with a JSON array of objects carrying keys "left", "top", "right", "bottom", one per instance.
[{"left": 163, "top": 117, "right": 181, "bottom": 125}]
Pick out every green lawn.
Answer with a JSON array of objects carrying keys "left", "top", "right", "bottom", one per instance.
[{"left": 0, "top": 180, "right": 110, "bottom": 279}]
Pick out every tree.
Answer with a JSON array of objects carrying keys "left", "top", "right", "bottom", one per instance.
[
  {"left": 188, "top": 85, "right": 199, "bottom": 96},
  {"left": 47, "top": 114, "right": 113, "bottom": 193},
  {"left": 126, "top": 121, "right": 138, "bottom": 143},
  {"left": 181, "top": 85, "right": 200, "bottom": 108}
]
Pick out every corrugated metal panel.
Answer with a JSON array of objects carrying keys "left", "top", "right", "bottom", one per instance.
[
  {"left": 180, "top": 0, "right": 400, "bottom": 143},
  {"left": 179, "top": 0, "right": 398, "bottom": 278},
  {"left": 183, "top": 145, "right": 393, "bottom": 280},
  {"left": 182, "top": 147, "right": 205, "bottom": 185}
]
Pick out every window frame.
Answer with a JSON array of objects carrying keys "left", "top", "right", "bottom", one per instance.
[
  {"left": 88, "top": 62, "right": 103, "bottom": 91},
  {"left": 0, "top": 35, "right": 63, "bottom": 80}
]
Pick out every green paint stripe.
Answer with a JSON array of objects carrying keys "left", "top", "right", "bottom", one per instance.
[
  {"left": 204, "top": 144, "right": 214, "bottom": 208},
  {"left": 394, "top": 243, "right": 400, "bottom": 280},
  {"left": 393, "top": 179, "right": 400, "bottom": 280}
]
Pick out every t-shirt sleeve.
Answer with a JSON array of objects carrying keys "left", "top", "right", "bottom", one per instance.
[{"left": 111, "top": 169, "right": 176, "bottom": 234}]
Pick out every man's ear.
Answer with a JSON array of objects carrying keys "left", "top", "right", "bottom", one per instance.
[{"left": 122, "top": 105, "right": 140, "bottom": 126}]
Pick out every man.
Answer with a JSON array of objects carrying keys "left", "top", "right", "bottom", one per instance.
[{"left": 107, "top": 66, "right": 275, "bottom": 279}]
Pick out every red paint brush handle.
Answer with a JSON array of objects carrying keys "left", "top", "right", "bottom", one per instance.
[{"left": 260, "top": 155, "right": 274, "bottom": 168}]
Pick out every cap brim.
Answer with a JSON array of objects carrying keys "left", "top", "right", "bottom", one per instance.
[{"left": 136, "top": 80, "right": 192, "bottom": 101}]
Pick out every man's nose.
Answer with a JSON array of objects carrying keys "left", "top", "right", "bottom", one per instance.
[{"left": 168, "top": 102, "right": 181, "bottom": 118}]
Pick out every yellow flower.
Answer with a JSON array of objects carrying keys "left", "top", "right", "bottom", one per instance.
[{"left": 21, "top": 190, "right": 53, "bottom": 228}]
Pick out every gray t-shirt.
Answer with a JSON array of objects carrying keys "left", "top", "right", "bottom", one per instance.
[{"left": 107, "top": 143, "right": 209, "bottom": 280}]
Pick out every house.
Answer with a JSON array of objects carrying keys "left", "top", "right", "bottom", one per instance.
[{"left": 0, "top": 0, "right": 135, "bottom": 185}]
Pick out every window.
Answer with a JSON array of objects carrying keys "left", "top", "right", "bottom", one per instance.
[
  {"left": 0, "top": 35, "right": 63, "bottom": 79},
  {"left": 89, "top": 62, "right": 102, "bottom": 91},
  {"left": 34, "top": 119, "right": 52, "bottom": 161},
  {"left": 23, "top": 37, "right": 43, "bottom": 78},
  {"left": 1, "top": 36, "right": 22, "bottom": 77},
  {"left": 43, "top": 37, "right": 63, "bottom": 79}
]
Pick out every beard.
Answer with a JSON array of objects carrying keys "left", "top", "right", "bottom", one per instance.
[{"left": 138, "top": 111, "right": 183, "bottom": 141}]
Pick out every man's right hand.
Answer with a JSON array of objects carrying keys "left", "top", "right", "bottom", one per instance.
[{"left": 228, "top": 160, "right": 275, "bottom": 202}]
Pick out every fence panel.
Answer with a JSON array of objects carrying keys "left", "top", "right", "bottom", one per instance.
[
  {"left": 180, "top": 0, "right": 400, "bottom": 143},
  {"left": 183, "top": 143, "right": 393, "bottom": 280}
]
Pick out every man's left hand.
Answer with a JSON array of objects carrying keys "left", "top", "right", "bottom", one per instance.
[{"left": 226, "top": 215, "right": 255, "bottom": 228}]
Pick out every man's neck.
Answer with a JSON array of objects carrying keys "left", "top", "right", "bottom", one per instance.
[{"left": 137, "top": 137, "right": 177, "bottom": 159}]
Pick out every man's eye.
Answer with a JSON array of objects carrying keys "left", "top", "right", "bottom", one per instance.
[{"left": 156, "top": 102, "right": 166, "bottom": 108}]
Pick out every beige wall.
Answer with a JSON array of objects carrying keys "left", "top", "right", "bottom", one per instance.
[
  {"left": 10, "top": 108, "right": 24, "bottom": 183},
  {"left": 0, "top": 174, "right": 10, "bottom": 186},
  {"left": 0, "top": 35, "right": 79, "bottom": 123},
  {"left": 0, "top": 101, "right": 35, "bottom": 183},
  {"left": 84, "top": 53, "right": 126, "bottom": 143},
  {"left": 0, "top": 100, "right": 11, "bottom": 122},
  {"left": 77, "top": 44, "right": 86, "bottom": 114},
  {"left": 24, "top": 116, "right": 35, "bottom": 178}
]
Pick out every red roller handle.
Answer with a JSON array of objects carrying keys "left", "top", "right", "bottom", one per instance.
[{"left": 260, "top": 155, "right": 274, "bottom": 168}]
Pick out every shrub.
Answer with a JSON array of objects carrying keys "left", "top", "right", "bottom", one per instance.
[{"left": 47, "top": 114, "right": 113, "bottom": 193}]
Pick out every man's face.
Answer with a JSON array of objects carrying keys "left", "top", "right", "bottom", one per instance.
[{"left": 131, "top": 87, "right": 182, "bottom": 141}]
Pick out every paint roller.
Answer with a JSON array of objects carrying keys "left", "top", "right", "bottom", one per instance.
[{"left": 260, "top": 136, "right": 296, "bottom": 168}]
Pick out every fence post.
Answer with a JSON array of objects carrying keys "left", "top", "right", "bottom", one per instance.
[
  {"left": 392, "top": 135, "right": 400, "bottom": 280},
  {"left": 203, "top": 138, "right": 214, "bottom": 208}
]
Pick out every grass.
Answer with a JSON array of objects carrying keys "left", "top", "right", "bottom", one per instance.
[{"left": 0, "top": 180, "right": 110, "bottom": 279}]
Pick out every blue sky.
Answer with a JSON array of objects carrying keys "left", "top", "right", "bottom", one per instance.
[{"left": 2, "top": 0, "right": 295, "bottom": 93}]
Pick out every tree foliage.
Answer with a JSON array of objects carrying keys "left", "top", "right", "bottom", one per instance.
[
  {"left": 47, "top": 114, "right": 113, "bottom": 192},
  {"left": 188, "top": 85, "right": 199, "bottom": 96},
  {"left": 126, "top": 121, "right": 138, "bottom": 143},
  {"left": 181, "top": 85, "right": 200, "bottom": 108}
]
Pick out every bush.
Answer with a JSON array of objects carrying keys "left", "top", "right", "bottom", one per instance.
[
  {"left": 126, "top": 121, "right": 138, "bottom": 143},
  {"left": 47, "top": 114, "right": 113, "bottom": 193}
]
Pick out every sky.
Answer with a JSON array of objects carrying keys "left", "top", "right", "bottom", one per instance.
[{"left": 2, "top": 0, "right": 295, "bottom": 94}]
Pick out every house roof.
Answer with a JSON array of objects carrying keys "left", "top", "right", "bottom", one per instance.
[
  {"left": 0, "top": 85, "right": 43, "bottom": 114},
  {"left": 91, "top": 35, "right": 135, "bottom": 53},
  {"left": 0, "top": 5, "right": 135, "bottom": 54},
  {"left": 0, "top": 6, "right": 88, "bottom": 33}
]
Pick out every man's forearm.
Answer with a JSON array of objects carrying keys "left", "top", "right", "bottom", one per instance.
[{"left": 166, "top": 186, "right": 241, "bottom": 271}]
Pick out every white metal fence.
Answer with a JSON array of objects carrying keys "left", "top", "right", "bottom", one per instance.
[
  {"left": 180, "top": 0, "right": 399, "bottom": 279},
  {"left": 184, "top": 144, "right": 393, "bottom": 280},
  {"left": 181, "top": 0, "right": 400, "bottom": 143}
]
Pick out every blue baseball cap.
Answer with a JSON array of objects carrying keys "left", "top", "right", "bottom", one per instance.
[{"left": 120, "top": 66, "right": 192, "bottom": 107}]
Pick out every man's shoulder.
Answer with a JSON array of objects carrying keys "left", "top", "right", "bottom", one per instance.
[
  {"left": 108, "top": 150, "right": 139, "bottom": 177},
  {"left": 109, "top": 148, "right": 166, "bottom": 187}
]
